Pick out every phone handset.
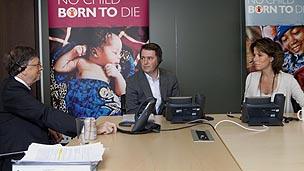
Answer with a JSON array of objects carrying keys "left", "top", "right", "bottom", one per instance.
[
  {"left": 131, "top": 97, "right": 161, "bottom": 133},
  {"left": 134, "top": 97, "right": 155, "bottom": 122}
]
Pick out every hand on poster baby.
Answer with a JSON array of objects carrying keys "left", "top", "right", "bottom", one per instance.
[
  {"left": 104, "top": 63, "right": 122, "bottom": 78},
  {"left": 73, "top": 45, "right": 87, "bottom": 56}
]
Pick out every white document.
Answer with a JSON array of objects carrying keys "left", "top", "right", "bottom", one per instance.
[
  {"left": 13, "top": 164, "right": 96, "bottom": 171},
  {"left": 17, "top": 142, "right": 104, "bottom": 164}
]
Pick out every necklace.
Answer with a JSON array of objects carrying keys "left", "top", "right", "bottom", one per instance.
[{"left": 259, "top": 73, "right": 276, "bottom": 97}]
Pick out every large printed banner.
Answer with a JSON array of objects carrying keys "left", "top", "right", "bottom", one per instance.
[
  {"left": 245, "top": 0, "right": 304, "bottom": 88},
  {"left": 48, "top": 0, "right": 149, "bottom": 118}
]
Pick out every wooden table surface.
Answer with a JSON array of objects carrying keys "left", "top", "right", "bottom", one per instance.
[
  {"left": 78, "top": 115, "right": 242, "bottom": 171},
  {"left": 212, "top": 113, "right": 304, "bottom": 171}
]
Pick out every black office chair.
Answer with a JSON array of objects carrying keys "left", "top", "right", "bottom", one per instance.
[
  {"left": 121, "top": 94, "right": 126, "bottom": 115},
  {"left": 0, "top": 151, "right": 25, "bottom": 170},
  {"left": 291, "top": 97, "right": 301, "bottom": 112}
]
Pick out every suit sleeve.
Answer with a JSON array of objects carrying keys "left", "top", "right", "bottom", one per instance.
[
  {"left": 3, "top": 83, "right": 77, "bottom": 137},
  {"left": 126, "top": 78, "right": 140, "bottom": 114},
  {"left": 171, "top": 75, "right": 180, "bottom": 97}
]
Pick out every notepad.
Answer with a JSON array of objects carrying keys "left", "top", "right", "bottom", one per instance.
[
  {"left": 13, "top": 143, "right": 104, "bottom": 171},
  {"left": 17, "top": 142, "right": 104, "bottom": 163}
]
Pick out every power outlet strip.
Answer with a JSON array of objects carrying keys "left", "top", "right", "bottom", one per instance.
[{"left": 191, "top": 129, "right": 214, "bottom": 142}]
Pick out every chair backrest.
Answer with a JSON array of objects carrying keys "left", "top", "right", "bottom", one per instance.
[
  {"left": 291, "top": 97, "right": 301, "bottom": 112},
  {"left": 121, "top": 94, "right": 126, "bottom": 115}
]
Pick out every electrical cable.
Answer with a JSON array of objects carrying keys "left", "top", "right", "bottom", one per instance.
[
  {"left": 283, "top": 116, "right": 299, "bottom": 123},
  {"left": 226, "top": 114, "right": 241, "bottom": 119},
  {"left": 160, "top": 118, "right": 211, "bottom": 131},
  {"left": 118, "top": 122, "right": 204, "bottom": 133},
  {"left": 118, "top": 118, "right": 210, "bottom": 133},
  {"left": 160, "top": 123, "right": 203, "bottom": 131},
  {"left": 214, "top": 119, "right": 269, "bottom": 132}
]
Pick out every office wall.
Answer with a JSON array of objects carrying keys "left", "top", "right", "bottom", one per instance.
[
  {"left": 0, "top": 0, "right": 39, "bottom": 97},
  {"left": 0, "top": 0, "right": 36, "bottom": 78},
  {"left": 150, "top": 0, "right": 244, "bottom": 113}
]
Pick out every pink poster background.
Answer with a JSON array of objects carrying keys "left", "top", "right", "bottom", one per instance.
[
  {"left": 48, "top": 0, "right": 149, "bottom": 117},
  {"left": 48, "top": 0, "right": 149, "bottom": 28}
]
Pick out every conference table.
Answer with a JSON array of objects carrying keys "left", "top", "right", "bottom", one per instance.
[
  {"left": 84, "top": 115, "right": 242, "bottom": 171},
  {"left": 71, "top": 113, "right": 304, "bottom": 171},
  {"left": 212, "top": 114, "right": 304, "bottom": 171}
]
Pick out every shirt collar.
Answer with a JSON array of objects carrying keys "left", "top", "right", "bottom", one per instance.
[
  {"left": 144, "top": 70, "right": 160, "bottom": 82},
  {"left": 14, "top": 76, "right": 31, "bottom": 90}
]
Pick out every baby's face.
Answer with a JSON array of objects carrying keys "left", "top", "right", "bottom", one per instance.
[
  {"left": 281, "top": 27, "right": 304, "bottom": 55},
  {"left": 97, "top": 33, "right": 122, "bottom": 65}
]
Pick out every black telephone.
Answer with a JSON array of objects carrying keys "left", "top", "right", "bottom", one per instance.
[
  {"left": 118, "top": 97, "right": 161, "bottom": 134},
  {"left": 131, "top": 97, "right": 160, "bottom": 133},
  {"left": 241, "top": 93, "right": 285, "bottom": 126}
]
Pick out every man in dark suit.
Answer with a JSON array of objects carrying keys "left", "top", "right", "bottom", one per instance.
[
  {"left": 126, "top": 43, "right": 180, "bottom": 115},
  {"left": 0, "top": 46, "right": 117, "bottom": 171}
]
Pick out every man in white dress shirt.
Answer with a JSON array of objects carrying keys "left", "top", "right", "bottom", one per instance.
[{"left": 126, "top": 43, "right": 180, "bottom": 115}]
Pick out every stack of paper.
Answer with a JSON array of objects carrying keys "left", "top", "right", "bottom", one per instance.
[{"left": 12, "top": 142, "right": 105, "bottom": 171}]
